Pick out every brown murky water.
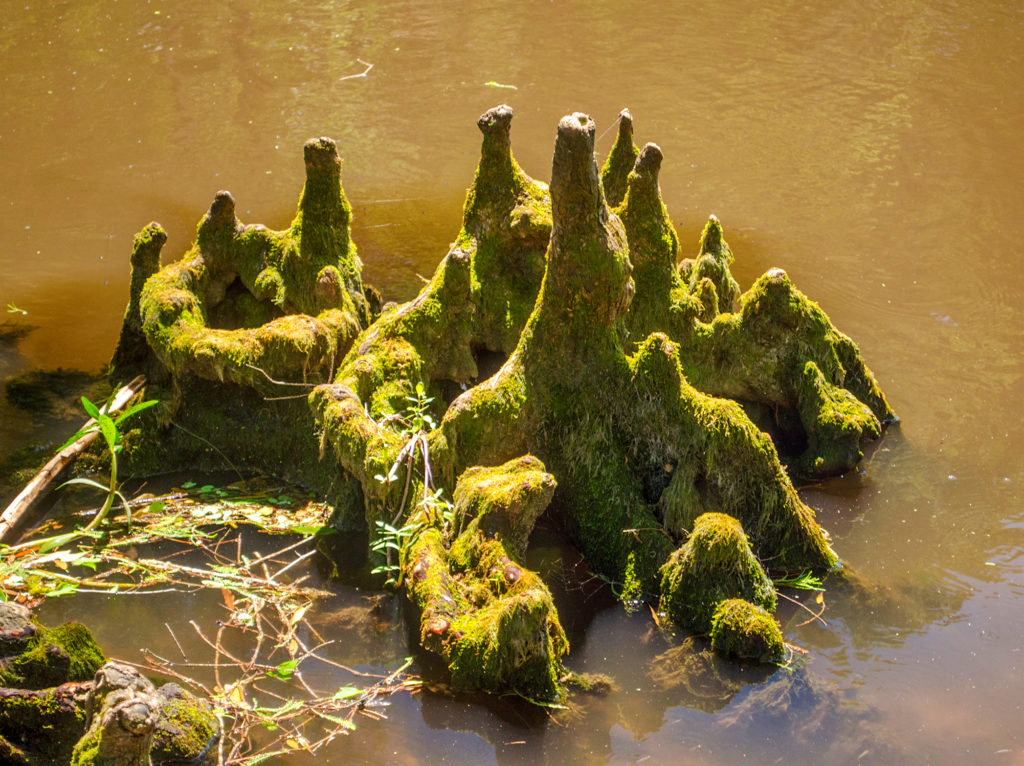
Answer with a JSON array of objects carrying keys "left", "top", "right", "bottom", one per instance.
[{"left": 3, "top": 1, "right": 1024, "bottom": 763}]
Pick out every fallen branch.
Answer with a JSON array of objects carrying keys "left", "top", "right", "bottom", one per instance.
[{"left": 0, "top": 375, "right": 146, "bottom": 542}]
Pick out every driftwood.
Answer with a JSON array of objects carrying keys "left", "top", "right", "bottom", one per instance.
[{"left": 0, "top": 375, "right": 146, "bottom": 543}]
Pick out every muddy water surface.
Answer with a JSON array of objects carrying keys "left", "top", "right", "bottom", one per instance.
[{"left": 4, "top": 1, "right": 1024, "bottom": 763}]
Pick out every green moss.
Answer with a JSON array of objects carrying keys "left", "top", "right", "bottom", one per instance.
[
  {"left": 150, "top": 684, "right": 218, "bottom": 764},
  {"left": 0, "top": 622, "right": 105, "bottom": 690},
  {"left": 395, "top": 458, "right": 565, "bottom": 701},
  {"left": 659, "top": 513, "right": 777, "bottom": 634},
  {"left": 709, "top": 598, "right": 785, "bottom": 662},
  {"left": 561, "top": 670, "right": 617, "bottom": 696},
  {"left": 685, "top": 215, "right": 740, "bottom": 314},
  {"left": 450, "top": 455, "right": 555, "bottom": 560},
  {"left": 797, "top": 360, "right": 881, "bottom": 477},
  {"left": 0, "top": 683, "right": 90, "bottom": 763},
  {"left": 616, "top": 142, "right": 685, "bottom": 351},
  {"left": 404, "top": 522, "right": 567, "bottom": 701},
  {"left": 600, "top": 108, "right": 640, "bottom": 208},
  {"left": 629, "top": 334, "right": 839, "bottom": 571},
  {"left": 69, "top": 724, "right": 101, "bottom": 766},
  {"left": 313, "top": 105, "right": 551, "bottom": 529},
  {"left": 676, "top": 267, "right": 895, "bottom": 478},
  {"left": 115, "top": 108, "right": 898, "bottom": 697},
  {"left": 109, "top": 222, "right": 168, "bottom": 380},
  {"left": 603, "top": 114, "right": 894, "bottom": 480}
]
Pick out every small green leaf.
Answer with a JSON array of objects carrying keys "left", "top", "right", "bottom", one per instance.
[
  {"left": 265, "top": 659, "right": 299, "bottom": 680},
  {"left": 115, "top": 399, "right": 158, "bottom": 422},
  {"left": 483, "top": 80, "right": 517, "bottom": 90},
  {"left": 47, "top": 583, "right": 79, "bottom": 597},
  {"left": 93, "top": 414, "right": 116, "bottom": 449},
  {"left": 81, "top": 397, "right": 101, "bottom": 420},
  {"left": 59, "top": 477, "right": 110, "bottom": 494},
  {"left": 313, "top": 710, "right": 356, "bottom": 729},
  {"left": 287, "top": 524, "right": 321, "bottom": 536}
]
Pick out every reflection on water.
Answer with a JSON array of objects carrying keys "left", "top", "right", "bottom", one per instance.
[{"left": 4, "top": 0, "right": 1024, "bottom": 763}]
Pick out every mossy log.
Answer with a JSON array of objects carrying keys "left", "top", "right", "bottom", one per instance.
[{"left": 111, "top": 105, "right": 895, "bottom": 700}]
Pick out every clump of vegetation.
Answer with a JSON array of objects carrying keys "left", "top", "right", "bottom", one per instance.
[{"left": 15, "top": 105, "right": 893, "bottom": 710}]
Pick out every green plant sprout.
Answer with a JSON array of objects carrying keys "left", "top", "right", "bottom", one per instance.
[
  {"left": 370, "top": 381, "right": 451, "bottom": 583},
  {"left": 5, "top": 302, "right": 27, "bottom": 315},
  {"left": 370, "top": 488, "right": 455, "bottom": 587},
  {"left": 5, "top": 393, "right": 157, "bottom": 555},
  {"left": 59, "top": 393, "right": 158, "bottom": 532}
]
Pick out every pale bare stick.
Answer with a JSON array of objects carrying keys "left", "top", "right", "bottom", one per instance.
[{"left": 339, "top": 58, "right": 373, "bottom": 81}]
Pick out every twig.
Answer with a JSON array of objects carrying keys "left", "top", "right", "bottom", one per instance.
[
  {"left": 243, "top": 363, "right": 315, "bottom": 388},
  {"left": 269, "top": 548, "right": 317, "bottom": 582},
  {"left": 170, "top": 421, "right": 246, "bottom": 483},
  {"left": 246, "top": 535, "right": 315, "bottom": 570},
  {"left": 338, "top": 58, "right": 373, "bottom": 81},
  {"left": 776, "top": 590, "right": 828, "bottom": 627},
  {"left": 165, "top": 622, "right": 189, "bottom": 661}
]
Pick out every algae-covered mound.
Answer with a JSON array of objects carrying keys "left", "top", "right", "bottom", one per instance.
[
  {"left": 110, "top": 105, "right": 895, "bottom": 701},
  {"left": 0, "top": 602, "right": 104, "bottom": 690},
  {"left": 659, "top": 512, "right": 777, "bottom": 634}
]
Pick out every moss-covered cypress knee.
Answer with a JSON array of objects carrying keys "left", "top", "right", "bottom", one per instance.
[
  {"left": 112, "top": 108, "right": 901, "bottom": 699},
  {"left": 797, "top": 359, "right": 882, "bottom": 477},
  {"left": 685, "top": 215, "right": 741, "bottom": 314},
  {"left": 109, "top": 222, "right": 168, "bottom": 381},
  {"left": 600, "top": 108, "right": 639, "bottom": 208},
  {"left": 709, "top": 598, "right": 785, "bottom": 662},
  {"left": 658, "top": 512, "right": 776, "bottom": 634},
  {"left": 404, "top": 525, "right": 567, "bottom": 701},
  {"left": 138, "top": 137, "right": 371, "bottom": 393}
]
